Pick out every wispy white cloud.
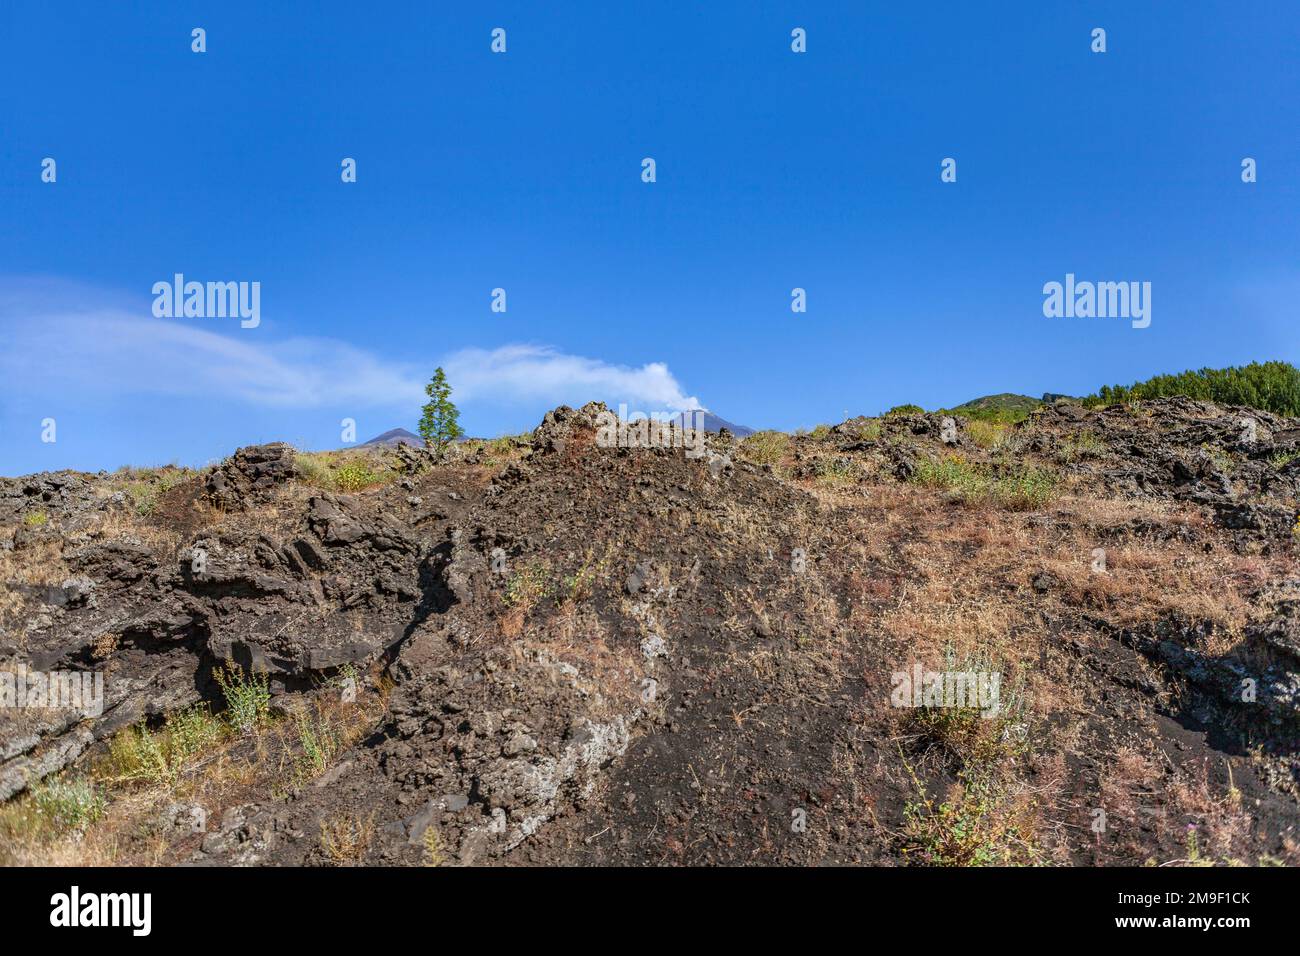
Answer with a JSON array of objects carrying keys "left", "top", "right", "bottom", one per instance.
[
  {"left": 1, "top": 305, "right": 427, "bottom": 409},
  {"left": 443, "top": 344, "right": 701, "bottom": 412},
  {"left": 0, "top": 281, "right": 702, "bottom": 414}
]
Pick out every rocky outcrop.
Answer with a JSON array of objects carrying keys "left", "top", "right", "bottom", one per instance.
[
  {"left": 0, "top": 472, "right": 107, "bottom": 525},
  {"left": 0, "top": 476, "right": 435, "bottom": 798},
  {"left": 203, "top": 443, "right": 298, "bottom": 512}
]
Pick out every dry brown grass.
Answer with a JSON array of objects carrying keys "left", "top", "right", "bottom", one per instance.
[
  {"left": 319, "top": 811, "right": 376, "bottom": 865},
  {"left": 1096, "top": 747, "right": 1160, "bottom": 841},
  {"left": 964, "top": 419, "right": 1012, "bottom": 449},
  {"left": 875, "top": 489, "right": 1277, "bottom": 659},
  {"left": 0, "top": 525, "right": 69, "bottom": 630},
  {"left": 0, "top": 678, "right": 385, "bottom": 867},
  {"left": 805, "top": 481, "right": 1290, "bottom": 866},
  {"left": 1166, "top": 758, "right": 1254, "bottom": 863},
  {"left": 0, "top": 526, "right": 67, "bottom": 588},
  {"left": 204, "top": 492, "right": 305, "bottom": 541},
  {"left": 736, "top": 431, "right": 792, "bottom": 470}
]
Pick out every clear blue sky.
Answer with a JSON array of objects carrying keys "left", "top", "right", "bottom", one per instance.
[{"left": 2, "top": 2, "right": 1297, "bottom": 474}]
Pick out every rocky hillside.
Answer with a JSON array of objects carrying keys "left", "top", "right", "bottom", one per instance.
[{"left": 1, "top": 397, "right": 1298, "bottom": 866}]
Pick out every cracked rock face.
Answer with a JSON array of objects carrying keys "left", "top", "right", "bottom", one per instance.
[{"left": 0, "top": 450, "right": 438, "bottom": 800}]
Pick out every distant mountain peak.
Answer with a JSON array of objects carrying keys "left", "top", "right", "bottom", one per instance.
[
  {"left": 667, "top": 409, "right": 755, "bottom": 437},
  {"left": 360, "top": 427, "right": 421, "bottom": 448}
]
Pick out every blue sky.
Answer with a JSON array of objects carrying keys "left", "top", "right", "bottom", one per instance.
[{"left": 2, "top": 2, "right": 1298, "bottom": 473}]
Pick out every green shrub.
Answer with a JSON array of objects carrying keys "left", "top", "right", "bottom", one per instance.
[
  {"left": 106, "top": 466, "right": 194, "bottom": 517},
  {"left": 911, "top": 456, "right": 1057, "bottom": 510},
  {"left": 0, "top": 777, "right": 107, "bottom": 857},
  {"left": 294, "top": 453, "right": 334, "bottom": 489},
  {"left": 169, "top": 704, "right": 226, "bottom": 757},
  {"left": 108, "top": 704, "right": 225, "bottom": 786},
  {"left": 965, "top": 420, "right": 1010, "bottom": 449},
  {"left": 479, "top": 434, "right": 531, "bottom": 466},
  {"left": 1201, "top": 443, "right": 1236, "bottom": 475},
  {"left": 123, "top": 482, "right": 158, "bottom": 516},
  {"left": 503, "top": 563, "right": 553, "bottom": 608},
  {"left": 1057, "top": 431, "right": 1105, "bottom": 463},
  {"left": 738, "top": 430, "right": 790, "bottom": 467},
  {"left": 294, "top": 452, "right": 389, "bottom": 493},
  {"left": 215, "top": 666, "right": 271, "bottom": 734},
  {"left": 886, "top": 404, "right": 925, "bottom": 417},
  {"left": 1086, "top": 361, "right": 1300, "bottom": 416},
  {"left": 990, "top": 468, "right": 1058, "bottom": 510},
  {"left": 294, "top": 711, "right": 341, "bottom": 781},
  {"left": 22, "top": 510, "right": 48, "bottom": 527},
  {"left": 30, "top": 778, "right": 106, "bottom": 832},
  {"left": 154, "top": 469, "right": 190, "bottom": 494},
  {"left": 812, "top": 456, "right": 858, "bottom": 485},
  {"left": 560, "top": 551, "right": 603, "bottom": 604},
  {"left": 333, "top": 458, "right": 380, "bottom": 493},
  {"left": 912, "top": 456, "right": 988, "bottom": 497},
  {"left": 108, "top": 725, "right": 169, "bottom": 785},
  {"left": 902, "top": 771, "right": 1038, "bottom": 866}
]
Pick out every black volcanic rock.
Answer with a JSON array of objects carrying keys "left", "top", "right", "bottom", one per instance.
[
  {"left": 7, "top": 396, "right": 1299, "bottom": 868},
  {"left": 203, "top": 443, "right": 298, "bottom": 512}
]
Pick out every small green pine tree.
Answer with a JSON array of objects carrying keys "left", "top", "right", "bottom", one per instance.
[{"left": 418, "top": 367, "right": 464, "bottom": 451}]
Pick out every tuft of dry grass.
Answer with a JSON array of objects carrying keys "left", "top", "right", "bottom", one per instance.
[
  {"left": 965, "top": 419, "right": 1011, "bottom": 449},
  {"left": 738, "top": 431, "right": 791, "bottom": 469},
  {"left": 422, "top": 825, "right": 447, "bottom": 866},
  {"left": 910, "top": 455, "right": 1059, "bottom": 510},
  {"left": 1056, "top": 431, "right": 1105, "bottom": 463},
  {"left": 320, "top": 811, "right": 375, "bottom": 865},
  {"left": 0, "top": 526, "right": 67, "bottom": 587},
  {"left": 293, "top": 450, "right": 396, "bottom": 493}
]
